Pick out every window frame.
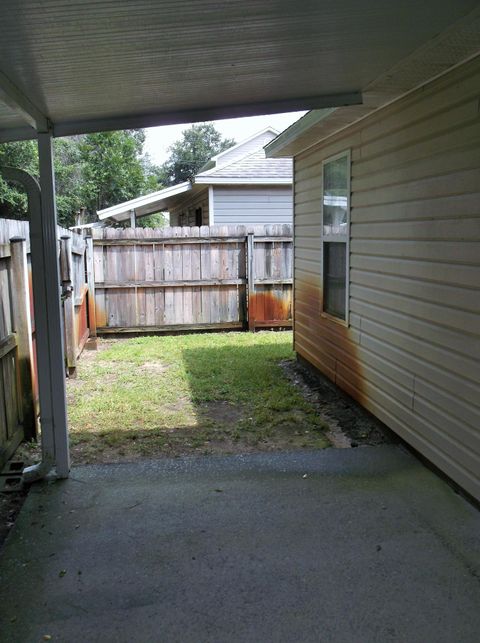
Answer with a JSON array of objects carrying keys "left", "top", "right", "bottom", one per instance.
[{"left": 320, "top": 149, "right": 351, "bottom": 325}]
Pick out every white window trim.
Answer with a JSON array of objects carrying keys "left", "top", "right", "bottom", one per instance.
[{"left": 320, "top": 149, "right": 351, "bottom": 325}]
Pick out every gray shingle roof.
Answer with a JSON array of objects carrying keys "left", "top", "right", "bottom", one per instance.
[{"left": 195, "top": 148, "right": 292, "bottom": 181}]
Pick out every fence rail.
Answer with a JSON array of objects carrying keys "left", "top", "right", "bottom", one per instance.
[{"left": 92, "top": 224, "right": 293, "bottom": 333}]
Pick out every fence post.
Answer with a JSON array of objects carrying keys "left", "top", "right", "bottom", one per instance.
[
  {"left": 60, "top": 235, "right": 77, "bottom": 376},
  {"left": 247, "top": 232, "right": 255, "bottom": 332},
  {"left": 9, "top": 237, "right": 37, "bottom": 440},
  {"left": 85, "top": 235, "right": 97, "bottom": 348}
]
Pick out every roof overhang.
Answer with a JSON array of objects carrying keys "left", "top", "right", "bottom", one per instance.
[
  {"left": 97, "top": 182, "right": 192, "bottom": 222},
  {"left": 1, "top": 1, "right": 479, "bottom": 142},
  {"left": 266, "top": 8, "right": 480, "bottom": 158}
]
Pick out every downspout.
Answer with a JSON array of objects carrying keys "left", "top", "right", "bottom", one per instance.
[
  {"left": 1, "top": 167, "right": 55, "bottom": 479},
  {"left": 1, "top": 162, "right": 70, "bottom": 481}
]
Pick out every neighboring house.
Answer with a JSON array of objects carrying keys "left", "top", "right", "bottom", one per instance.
[
  {"left": 266, "top": 55, "right": 480, "bottom": 501},
  {"left": 97, "top": 128, "right": 292, "bottom": 227}
]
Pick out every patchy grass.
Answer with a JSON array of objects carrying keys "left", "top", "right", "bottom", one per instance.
[{"left": 67, "top": 331, "right": 330, "bottom": 464}]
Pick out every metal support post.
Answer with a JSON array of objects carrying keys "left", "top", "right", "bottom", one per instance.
[{"left": 31, "top": 132, "right": 70, "bottom": 478}]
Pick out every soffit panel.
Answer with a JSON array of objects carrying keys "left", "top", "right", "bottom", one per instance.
[{"left": 0, "top": 1, "right": 477, "bottom": 136}]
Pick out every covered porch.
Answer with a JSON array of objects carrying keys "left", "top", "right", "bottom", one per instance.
[{"left": 1, "top": 4, "right": 480, "bottom": 640}]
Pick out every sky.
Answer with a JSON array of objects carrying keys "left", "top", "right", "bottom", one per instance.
[{"left": 144, "top": 111, "right": 306, "bottom": 165}]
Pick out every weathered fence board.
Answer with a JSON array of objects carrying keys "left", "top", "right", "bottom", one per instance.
[
  {"left": 92, "top": 224, "right": 292, "bottom": 333},
  {"left": 0, "top": 218, "right": 88, "bottom": 468}
]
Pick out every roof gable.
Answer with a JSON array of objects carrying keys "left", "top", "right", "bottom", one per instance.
[{"left": 212, "top": 128, "right": 279, "bottom": 168}]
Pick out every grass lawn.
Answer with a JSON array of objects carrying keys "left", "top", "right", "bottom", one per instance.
[{"left": 67, "top": 331, "right": 330, "bottom": 464}]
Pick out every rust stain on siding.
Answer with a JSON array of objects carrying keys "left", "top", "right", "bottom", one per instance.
[{"left": 295, "top": 279, "right": 366, "bottom": 406}]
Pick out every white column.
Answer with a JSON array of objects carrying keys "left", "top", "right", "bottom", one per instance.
[
  {"left": 34, "top": 131, "right": 70, "bottom": 477},
  {"left": 130, "top": 208, "right": 136, "bottom": 228},
  {"left": 208, "top": 186, "right": 214, "bottom": 225}
]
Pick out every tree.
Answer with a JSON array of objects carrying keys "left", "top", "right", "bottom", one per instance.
[
  {"left": 161, "top": 123, "right": 235, "bottom": 186},
  {"left": 0, "top": 129, "right": 161, "bottom": 227},
  {"left": 54, "top": 137, "right": 85, "bottom": 226},
  {"left": 78, "top": 130, "right": 160, "bottom": 217}
]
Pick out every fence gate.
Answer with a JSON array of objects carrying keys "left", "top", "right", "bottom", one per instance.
[
  {"left": 91, "top": 225, "right": 293, "bottom": 333},
  {"left": 0, "top": 218, "right": 90, "bottom": 469},
  {"left": 59, "top": 235, "right": 91, "bottom": 375}
]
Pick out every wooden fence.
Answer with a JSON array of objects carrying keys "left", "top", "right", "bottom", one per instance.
[
  {"left": 91, "top": 225, "right": 293, "bottom": 333},
  {"left": 0, "top": 220, "right": 292, "bottom": 468},
  {"left": 0, "top": 219, "right": 88, "bottom": 469}
]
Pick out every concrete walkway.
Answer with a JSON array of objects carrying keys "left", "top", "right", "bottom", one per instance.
[{"left": 0, "top": 445, "right": 479, "bottom": 643}]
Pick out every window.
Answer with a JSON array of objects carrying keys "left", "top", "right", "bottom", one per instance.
[
  {"left": 195, "top": 207, "right": 203, "bottom": 227},
  {"left": 321, "top": 151, "right": 350, "bottom": 321}
]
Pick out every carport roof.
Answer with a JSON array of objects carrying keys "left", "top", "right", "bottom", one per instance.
[
  {"left": 1, "top": 1, "right": 480, "bottom": 142},
  {"left": 266, "top": 7, "right": 480, "bottom": 158},
  {"left": 97, "top": 182, "right": 191, "bottom": 222}
]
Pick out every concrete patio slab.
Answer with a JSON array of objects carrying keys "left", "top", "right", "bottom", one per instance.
[{"left": 0, "top": 445, "right": 479, "bottom": 643}]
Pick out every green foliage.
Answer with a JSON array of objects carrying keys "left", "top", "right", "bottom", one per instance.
[
  {"left": 161, "top": 123, "right": 235, "bottom": 185},
  {"left": 78, "top": 130, "right": 154, "bottom": 215},
  {"left": 136, "top": 212, "right": 168, "bottom": 229},
  {"left": 54, "top": 137, "right": 85, "bottom": 226},
  {"left": 0, "top": 140, "right": 38, "bottom": 218},
  {"left": 0, "top": 130, "right": 161, "bottom": 227},
  {"left": 0, "top": 124, "right": 232, "bottom": 228}
]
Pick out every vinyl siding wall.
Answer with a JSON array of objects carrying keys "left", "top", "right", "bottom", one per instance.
[
  {"left": 212, "top": 186, "right": 292, "bottom": 225},
  {"left": 293, "top": 55, "right": 480, "bottom": 500},
  {"left": 169, "top": 188, "right": 209, "bottom": 226}
]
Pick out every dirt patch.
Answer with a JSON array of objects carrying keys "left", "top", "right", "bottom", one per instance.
[
  {"left": 142, "top": 361, "right": 169, "bottom": 375},
  {"left": 281, "top": 359, "right": 396, "bottom": 447},
  {"left": 199, "top": 401, "right": 245, "bottom": 426},
  {"left": 68, "top": 409, "right": 330, "bottom": 464}
]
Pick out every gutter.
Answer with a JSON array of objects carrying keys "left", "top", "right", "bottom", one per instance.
[{"left": 264, "top": 109, "right": 335, "bottom": 158}]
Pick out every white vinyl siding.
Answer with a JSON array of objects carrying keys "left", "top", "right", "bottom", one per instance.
[
  {"left": 293, "top": 55, "right": 480, "bottom": 500},
  {"left": 212, "top": 186, "right": 292, "bottom": 225}
]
